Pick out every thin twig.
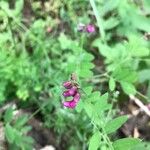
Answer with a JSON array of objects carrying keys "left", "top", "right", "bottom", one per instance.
[{"left": 130, "top": 95, "right": 150, "bottom": 117}]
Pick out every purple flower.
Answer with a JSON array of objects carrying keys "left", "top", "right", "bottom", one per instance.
[
  {"left": 62, "top": 77, "right": 81, "bottom": 109},
  {"left": 86, "top": 24, "right": 95, "bottom": 33},
  {"left": 62, "top": 86, "right": 77, "bottom": 97},
  {"left": 63, "top": 100, "right": 77, "bottom": 109},
  {"left": 63, "top": 81, "right": 72, "bottom": 89},
  {"left": 63, "top": 93, "right": 80, "bottom": 108}
]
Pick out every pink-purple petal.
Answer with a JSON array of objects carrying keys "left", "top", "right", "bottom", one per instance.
[
  {"left": 62, "top": 87, "right": 77, "bottom": 97},
  {"left": 86, "top": 24, "right": 95, "bottom": 33},
  {"left": 73, "top": 93, "right": 80, "bottom": 103},
  {"left": 62, "top": 90, "right": 70, "bottom": 97},
  {"left": 68, "top": 86, "right": 77, "bottom": 96},
  {"left": 63, "top": 81, "right": 72, "bottom": 89},
  {"left": 63, "top": 100, "right": 77, "bottom": 109}
]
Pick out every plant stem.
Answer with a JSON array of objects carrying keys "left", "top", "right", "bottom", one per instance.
[
  {"left": 8, "top": 17, "right": 16, "bottom": 48},
  {"left": 93, "top": 73, "right": 109, "bottom": 78},
  {"left": 28, "top": 101, "right": 49, "bottom": 120},
  {"left": 136, "top": 91, "right": 150, "bottom": 102},
  {"left": 80, "top": 33, "right": 86, "bottom": 49},
  {"left": 89, "top": 0, "right": 105, "bottom": 41},
  {"left": 91, "top": 121, "right": 114, "bottom": 150},
  {"left": 101, "top": 126, "right": 114, "bottom": 150}
]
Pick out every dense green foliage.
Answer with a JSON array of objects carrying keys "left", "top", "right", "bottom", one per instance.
[{"left": 0, "top": 0, "right": 150, "bottom": 150}]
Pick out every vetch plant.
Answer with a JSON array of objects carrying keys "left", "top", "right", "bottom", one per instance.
[
  {"left": 62, "top": 75, "right": 141, "bottom": 150},
  {"left": 0, "top": 0, "right": 149, "bottom": 149},
  {"left": 62, "top": 74, "right": 81, "bottom": 109},
  {"left": 61, "top": 0, "right": 144, "bottom": 149}
]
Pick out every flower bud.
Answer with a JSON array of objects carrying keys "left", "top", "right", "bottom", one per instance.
[
  {"left": 77, "top": 23, "right": 85, "bottom": 32},
  {"left": 86, "top": 24, "right": 95, "bottom": 33},
  {"left": 47, "top": 27, "right": 52, "bottom": 33},
  {"left": 73, "top": 93, "right": 80, "bottom": 103},
  {"left": 63, "top": 81, "right": 72, "bottom": 89},
  {"left": 63, "top": 90, "right": 70, "bottom": 97}
]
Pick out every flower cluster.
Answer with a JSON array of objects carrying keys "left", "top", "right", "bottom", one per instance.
[
  {"left": 62, "top": 81, "right": 80, "bottom": 109},
  {"left": 77, "top": 23, "right": 95, "bottom": 33}
]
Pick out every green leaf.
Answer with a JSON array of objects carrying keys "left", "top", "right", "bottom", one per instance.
[
  {"left": 133, "top": 15, "right": 150, "bottom": 32},
  {"left": 126, "top": 35, "right": 150, "bottom": 57},
  {"left": 131, "top": 142, "right": 150, "bottom": 150},
  {"left": 94, "top": 93, "right": 111, "bottom": 113},
  {"left": 88, "top": 131, "right": 101, "bottom": 150},
  {"left": 21, "top": 126, "right": 32, "bottom": 134},
  {"left": 86, "top": 91, "right": 101, "bottom": 103},
  {"left": 83, "top": 86, "right": 93, "bottom": 95},
  {"left": 22, "top": 136, "right": 34, "bottom": 145},
  {"left": 80, "top": 62, "right": 95, "bottom": 70},
  {"left": 14, "top": 0, "right": 24, "bottom": 16},
  {"left": 20, "top": 136, "right": 34, "bottom": 149},
  {"left": 109, "top": 77, "right": 116, "bottom": 91},
  {"left": 76, "top": 100, "right": 84, "bottom": 113},
  {"left": 138, "top": 69, "right": 150, "bottom": 83},
  {"left": 105, "top": 115, "right": 128, "bottom": 134},
  {"left": 100, "top": 0, "right": 120, "bottom": 16},
  {"left": 58, "top": 33, "right": 73, "bottom": 50},
  {"left": 13, "top": 129, "right": 23, "bottom": 146},
  {"left": 14, "top": 115, "right": 29, "bottom": 129},
  {"left": 5, "top": 124, "right": 15, "bottom": 143},
  {"left": 113, "top": 138, "right": 141, "bottom": 150},
  {"left": 82, "top": 52, "right": 94, "bottom": 61},
  {"left": 92, "top": 40, "right": 111, "bottom": 57},
  {"left": 4, "top": 108, "right": 13, "bottom": 123},
  {"left": 0, "top": 81, "right": 7, "bottom": 102},
  {"left": 16, "top": 88, "right": 29, "bottom": 100},
  {"left": 79, "top": 69, "right": 93, "bottom": 78},
  {"left": 121, "top": 82, "right": 136, "bottom": 95},
  {"left": 84, "top": 102, "right": 94, "bottom": 118},
  {"left": 104, "top": 17, "right": 120, "bottom": 30},
  {"left": 113, "top": 68, "right": 137, "bottom": 83},
  {"left": 132, "top": 47, "right": 149, "bottom": 57}
]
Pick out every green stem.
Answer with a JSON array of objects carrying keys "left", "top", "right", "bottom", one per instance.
[
  {"left": 85, "top": 73, "right": 109, "bottom": 83},
  {"left": 101, "top": 126, "right": 114, "bottom": 150},
  {"left": 28, "top": 101, "right": 49, "bottom": 120},
  {"left": 91, "top": 121, "right": 114, "bottom": 150},
  {"left": 8, "top": 17, "right": 16, "bottom": 48},
  {"left": 93, "top": 73, "right": 109, "bottom": 78},
  {"left": 80, "top": 33, "right": 86, "bottom": 48},
  {"left": 136, "top": 91, "right": 150, "bottom": 102},
  {"left": 89, "top": 0, "right": 105, "bottom": 41}
]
